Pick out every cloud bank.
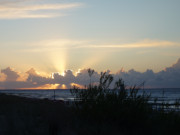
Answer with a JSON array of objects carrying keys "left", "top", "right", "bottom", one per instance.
[{"left": 0, "top": 58, "right": 180, "bottom": 89}]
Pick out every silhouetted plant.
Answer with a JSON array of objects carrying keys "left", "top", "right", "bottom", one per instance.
[
  {"left": 70, "top": 72, "right": 180, "bottom": 135},
  {"left": 154, "top": 97, "right": 158, "bottom": 110},
  {"left": 70, "top": 71, "right": 152, "bottom": 125},
  {"left": 174, "top": 98, "right": 180, "bottom": 110},
  {"left": 88, "top": 68, "right": 94, "bottom": 86}
]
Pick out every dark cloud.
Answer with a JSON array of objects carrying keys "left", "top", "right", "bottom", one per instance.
[
  {"left": 53, "top": 70, "right": 75, "bottom": 85},
  {"left": 26, "top": 68, "right": 52, "bottom": 86},
  {"left": 0, "top": 81, "right": 39, "bottom": 89},
  {"left": 114, "top": 59, "right": 180, "bottom": 88},
  {"left": 75, "top": 69, "right": 100, "bottom": 85},
  {"left": 1, "top": 67, "right": 20, "bottom": 81},
  {"left": 172, "top": 58, "right": 180, "bottom": 69}
]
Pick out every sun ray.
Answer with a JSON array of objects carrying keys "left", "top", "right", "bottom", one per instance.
[{"left": 49, "top": 49, "right": 67, "bottom": 74}]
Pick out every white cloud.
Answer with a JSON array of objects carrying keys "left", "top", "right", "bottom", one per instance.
[
  {"left": 75, "top": 40, "right": 179, "bottom": 49},
  {"left": 20, "top": 39, "right": 179, "bottom": 53},
  {"left": 0, "top": 0, "right": 82, "bottom": 19},
  {"left": 21, "top": 39, "right": 88, "bottom": 52}
]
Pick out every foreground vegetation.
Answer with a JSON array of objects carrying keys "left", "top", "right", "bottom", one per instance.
[
  {"left": 0, "top": 70, "right": 180, "bottom": 135},
  {"left": 70, "top": 71, "right": 180, "bottom": 135}
]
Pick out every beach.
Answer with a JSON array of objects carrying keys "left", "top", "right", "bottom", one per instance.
[{"left": 0, "top": 93, "right": 75, "bottom": 135}]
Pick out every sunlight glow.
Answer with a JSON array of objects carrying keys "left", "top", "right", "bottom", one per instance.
[
  {"left": 61, "top": 71, "right": 65, "bottom": 77},
  {"left": 61, "top": 84, "right": 67, "bottom": 89},
  {"left": 49, "top": 49, "right": 67, "bottom": 75},
  {"left": 75, "top": 69, "right": 81, "bottom": 76},
  {"left": 20, "top": 84, "right": 60, "bottom": 90},
  {"left": 81, "top": 52, "right": 108, "bottom": 69},
  {"left": 71, "top": 83, "right": 84, "bottom": 89}
]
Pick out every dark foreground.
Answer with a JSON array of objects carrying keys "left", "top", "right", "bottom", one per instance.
[{"left": 0, "top": 93, "right": 180, "bottom": 135}]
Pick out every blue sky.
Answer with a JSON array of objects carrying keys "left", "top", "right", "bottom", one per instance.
[{"left": 0, "top": 0, "right": 180, "bottom": 75}]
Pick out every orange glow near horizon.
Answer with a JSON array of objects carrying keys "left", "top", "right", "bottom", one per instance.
[
  {"left": 20, "top": 84, "right": 60, "bottom": 90},
  {"left": 61, "top": 84, "right": 67, "bottom": 89},
  {"left": 71, "top": 83, "right": 84, "bottom": 89},
  {"left": 16, "top": 83, "right": 85, "bottom": 90}
]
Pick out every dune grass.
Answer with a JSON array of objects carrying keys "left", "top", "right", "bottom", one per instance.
[{"left": 70, "top": 71, "right": 180, "bottom": 135}]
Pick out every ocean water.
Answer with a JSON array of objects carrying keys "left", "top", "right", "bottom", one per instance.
[
  {"left": 0, "top": 89, "right": 73, "bottom": 101},
  {"left": 0, "top": 88, "right": 180, "bottom": 104},
  {"left": 139, "top": 88, "right": 180, "bottom": 104}
]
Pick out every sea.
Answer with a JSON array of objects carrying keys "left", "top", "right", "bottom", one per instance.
[{"left": 0, "top": 88, "right": 180, "bottom": 104}]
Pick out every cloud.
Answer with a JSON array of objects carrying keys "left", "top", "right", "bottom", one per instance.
[
  {"left": 75, "top": 40, "right": 178, "bottom": 49},
  {"left": 23, "top": 39, "right": 88, "bottom": 52},
  {"left": 0, "top": 73, "right": 6, "bottom": 81},
  {"left": 26, "top": 68, "right": 39, "bottom": 76},
  {"left": 0, "top": 67, "right": 52, "bottom": 89},
  {"left": 19, "top": 39, "right": 179, "bottom": 55},
  {"left": 23, "top": 39, "right": 179, "bottom": 53},
  {"left": 0, "top": 68, "right": 100, "bottom": 89},
  {"left": 172, "top": 58, "right": 180, "bottom": 69},
  {"left": 75, "top": 69, "right": 100, "bottom": 85},
  {"left": 0, "top": 0, "right": 31, "bottom": 5},
  {"left": 0, "top": 0, "right": 82, "bottom": 19},
  {"left": 26, "top": 68, "right": 51, "bottom": 85},
  {"left": 114, "top": 59, "right": 180, "bottom": 88},
  {"left": 1, "top": 67, "right": 20, "bottom": 81},
  {"left": 0, "top": 58, "right": 180, "bottom": 89}
]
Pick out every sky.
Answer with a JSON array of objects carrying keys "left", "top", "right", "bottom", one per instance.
[{"left": 0, "top": 0, "right": 180, "bottom": 89}]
